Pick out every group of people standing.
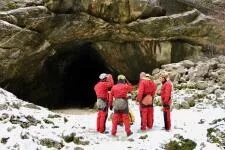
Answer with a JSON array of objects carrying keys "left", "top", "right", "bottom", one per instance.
[{"left": 94, "top": 71, "right": 172, "bottom": 137}]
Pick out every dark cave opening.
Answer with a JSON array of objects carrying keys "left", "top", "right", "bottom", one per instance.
[
  {"left": 42, "top": 43, "right": 113, "bottom": 108},
  {"left": 62, "top": 45, "right": 111, "bottom": 108}
]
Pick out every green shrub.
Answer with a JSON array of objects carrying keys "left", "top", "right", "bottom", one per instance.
[
  {"left": 7, "top": 2, "right": 18, "bottom": 9},
  {"left": 188, "top": 100, "right": 196, "bottom": 107},
  {"left": 165, "top": 136, "right": 197, "bottom": 150}
]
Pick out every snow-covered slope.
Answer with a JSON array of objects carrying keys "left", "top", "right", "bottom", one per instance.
[{"left": 0, "top": 88, "right": 224, "bottom": 150}]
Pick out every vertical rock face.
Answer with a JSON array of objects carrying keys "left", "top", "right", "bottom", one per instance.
[
  {"left": 87, "top": 0, "right": 165, "bottom": 23},
  {"left": 0, "top": 0, "right": 44, "bottom": 11},
  {"left": 94, "top": 41, "right": 171, "bottom": 81},
  {"left": 88, "top": 0, "right": 131, "bottom": 23},
  {"left": 0, "top": 0, "right": 224, "bottom": 106},
  {"left": 160, "top": 0, "right": 192, "bottom": 15},
  {"left": 161, "top": 0, "right": 225, "bottom": 18},
  {"left": 171, "top": 42, "right": 204, "bottom": 62},
  {"left": 44, "top": 0, "right": 84, "bottom": 13}
]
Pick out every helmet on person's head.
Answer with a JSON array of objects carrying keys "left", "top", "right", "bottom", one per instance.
[
  {"left": 140, "top": 72, "right": 146, "bottom": 79},
  {"left": 117, "top": 74, "right": 126, "bottom": 80},
  {"left": 160, "top": 71, "right": 169, "bottom": 78},
  {"left": 146, "top": 73, "right": 154, "bottom": 79},
  {"left": 99, "top": 73, "right": 107, "bottom": 80}
]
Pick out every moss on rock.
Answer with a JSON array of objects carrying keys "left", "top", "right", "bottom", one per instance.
[
  {"left": 62, "top": 133, "right": 76, "bottom": 143},
  {"left": 40, "top": 138, "right": 64, "bottom": 149}
]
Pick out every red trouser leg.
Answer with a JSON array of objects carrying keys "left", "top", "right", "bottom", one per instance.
[
  {"left": 163, "top": 108, "right": 171, "bottom": 130},
  {"left": 147, "top": 107, "right": 154, "bottom": 129},
  {"left": 140, "top": 107, "right": 148, "bottom": 130},
  {"left": 122, "top": 114, "right": 131, "bottom": 134},
  {"left": 111, "top": 113, "right": 121, "bottom": 135},
  {"left": 99, "top": 110, "right": 108, "bottom": 133},
  {"left": 97, "top": 111, "right": 101, "bottom": 132}
]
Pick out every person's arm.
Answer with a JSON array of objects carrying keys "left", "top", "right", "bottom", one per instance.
[
  {"left": 125, "top": 79, "right": 133, "bottom": 93},
  {"left": 136, "top": 81, "right": 144, "bottom": 102},
  {"left": 94, "top": 83, "right": 98, "bottom": 96},
  {"left": 105, "top": 74, "right": 114, "bottom": 88},
  {"left": 163, "top": 83, "right": 172, "bottom": 105},
  {"left": 151, "top": 82, "right": 157, "bottom": 97},
  {"left": 108, "top": 90, "right": 113, "bottom": 110},
  {"left": 126, "top": 84, "right": 133, "bottom": 93}
]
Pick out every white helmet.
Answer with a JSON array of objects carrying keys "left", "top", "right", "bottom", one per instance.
[
  {"left": 146, "top": 73, "right": 150, "bottom": 77},
  {"left": 140, "top": 72, "right": 146, "bottom": 79},
  {"left": 99, "top": 73, "right": 107, "bottom": 80}
]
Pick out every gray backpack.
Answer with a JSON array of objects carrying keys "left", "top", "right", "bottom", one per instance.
[
  {"left": 113, "top": 99, "right": 128, "bottom": 110},
  {"left": 97, "top": 99, "right": 107, "bottom": 109}
]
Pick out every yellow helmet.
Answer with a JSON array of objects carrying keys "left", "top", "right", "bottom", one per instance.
[{"left": 118, "top": 74, "right": 126, "bottom": 80}]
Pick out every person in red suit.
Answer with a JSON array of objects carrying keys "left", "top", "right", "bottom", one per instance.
[
  {"left": 94, "top": 73, "right": 114, "bottom": 133},
  {"left": 160, "top": 72, "right": 172, "bottom": 131},
  {"left": 110, "top": 75, "right": 133, "bottom": 137},
  {"left": 136, "top": 72, "right": 157, "bottom": 131}
]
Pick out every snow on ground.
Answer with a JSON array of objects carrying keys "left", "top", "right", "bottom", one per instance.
[
  {"left": 68, "top": 100, "right": 224, "bottom": 150},
  {"left": 0, "top": 87, "right": 224, "bottom": 150}
]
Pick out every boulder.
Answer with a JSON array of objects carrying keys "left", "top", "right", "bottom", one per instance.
[
  {"left": 209, "top": 72, "right": 219, "bottom": 80},
  {"left": 217, "top": 64, "right": 225, "bottom": 69},
  {"left": 205, "top": 86, "right": 217, "bottom": 94},
  {"left": 169, "top": 72, "right": 181, "bottom": 83},
  {"left": 186, "top": 82, "right": 196, "bottom": 89},
  {"left": 196, "top": 81, "right": 208, "bottom": 90},
  {"left": 208, "top": 59, "right": 218, "bottom": 70},
  {"left": 195, "top": 63, "right": 209, "bottom": 77},
  {"left": 214, "top": 89, "right": 224, "bottom": 97},
  {"left": 180, "top": 101, "right": 190, "bottom": 109},
  {"left": 0, "top": 104, "right": 8, "bottom": 110},
  {"left": 218, "top": 55, "right": 225, "bottom": 64},
  {"left": 40, "top": 138, "right": 64, "bottom": 149},
  {"left": 152, "top": 68, "right": 160, "bottom": 76},
  {"left": 181, "top": 60, "right": 195, "bottom": 69},
  {"left": 218, "top": 74, "right": 225, "bottom": 83}
]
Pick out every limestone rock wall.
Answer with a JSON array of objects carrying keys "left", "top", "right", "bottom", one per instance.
[{"left": 0, "top": 0, "right": 224, "bottom": 105}]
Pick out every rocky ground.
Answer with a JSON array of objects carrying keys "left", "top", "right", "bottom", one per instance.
[
  {"left": 0, "top": 56, "right": 225, "bottom": 150},
  {"left": 152, "top": 55, "right": 225, "bottom": 110},
  {"left": 0, "top": 88, "right": 90, "bottom": 150}
]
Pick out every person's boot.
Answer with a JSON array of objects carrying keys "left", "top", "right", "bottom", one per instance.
[
  {"left": 137, "top": 129, "right": 147, "bottom": 133},
  {"left": 102, "top": 131, "right": 109, "bottom": 134},
  {"left": 127, "top": 131, "right": 133, "bottom": 137}
]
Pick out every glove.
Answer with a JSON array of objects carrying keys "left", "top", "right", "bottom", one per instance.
[{"left": 110, "top": 106, "right": 113, "bottom": 111}]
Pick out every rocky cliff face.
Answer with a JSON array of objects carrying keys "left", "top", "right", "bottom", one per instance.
[{"left": 0, "top": 0, "right": 224, "bottom": 106}]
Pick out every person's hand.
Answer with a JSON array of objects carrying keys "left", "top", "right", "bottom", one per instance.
[
  {"left": 136, "top": 101, "right": 140, "bottom": 105},
  {"left": 110, "top": 106, "right": 113, "bottom": 111}
]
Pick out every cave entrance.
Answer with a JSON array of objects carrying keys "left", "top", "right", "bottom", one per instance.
[
  {"left": 44, "top": 43, "right": 113, "bottom": 108},
  {"left": 62, "top": 44, "right": 111, "bottom": 108}
]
